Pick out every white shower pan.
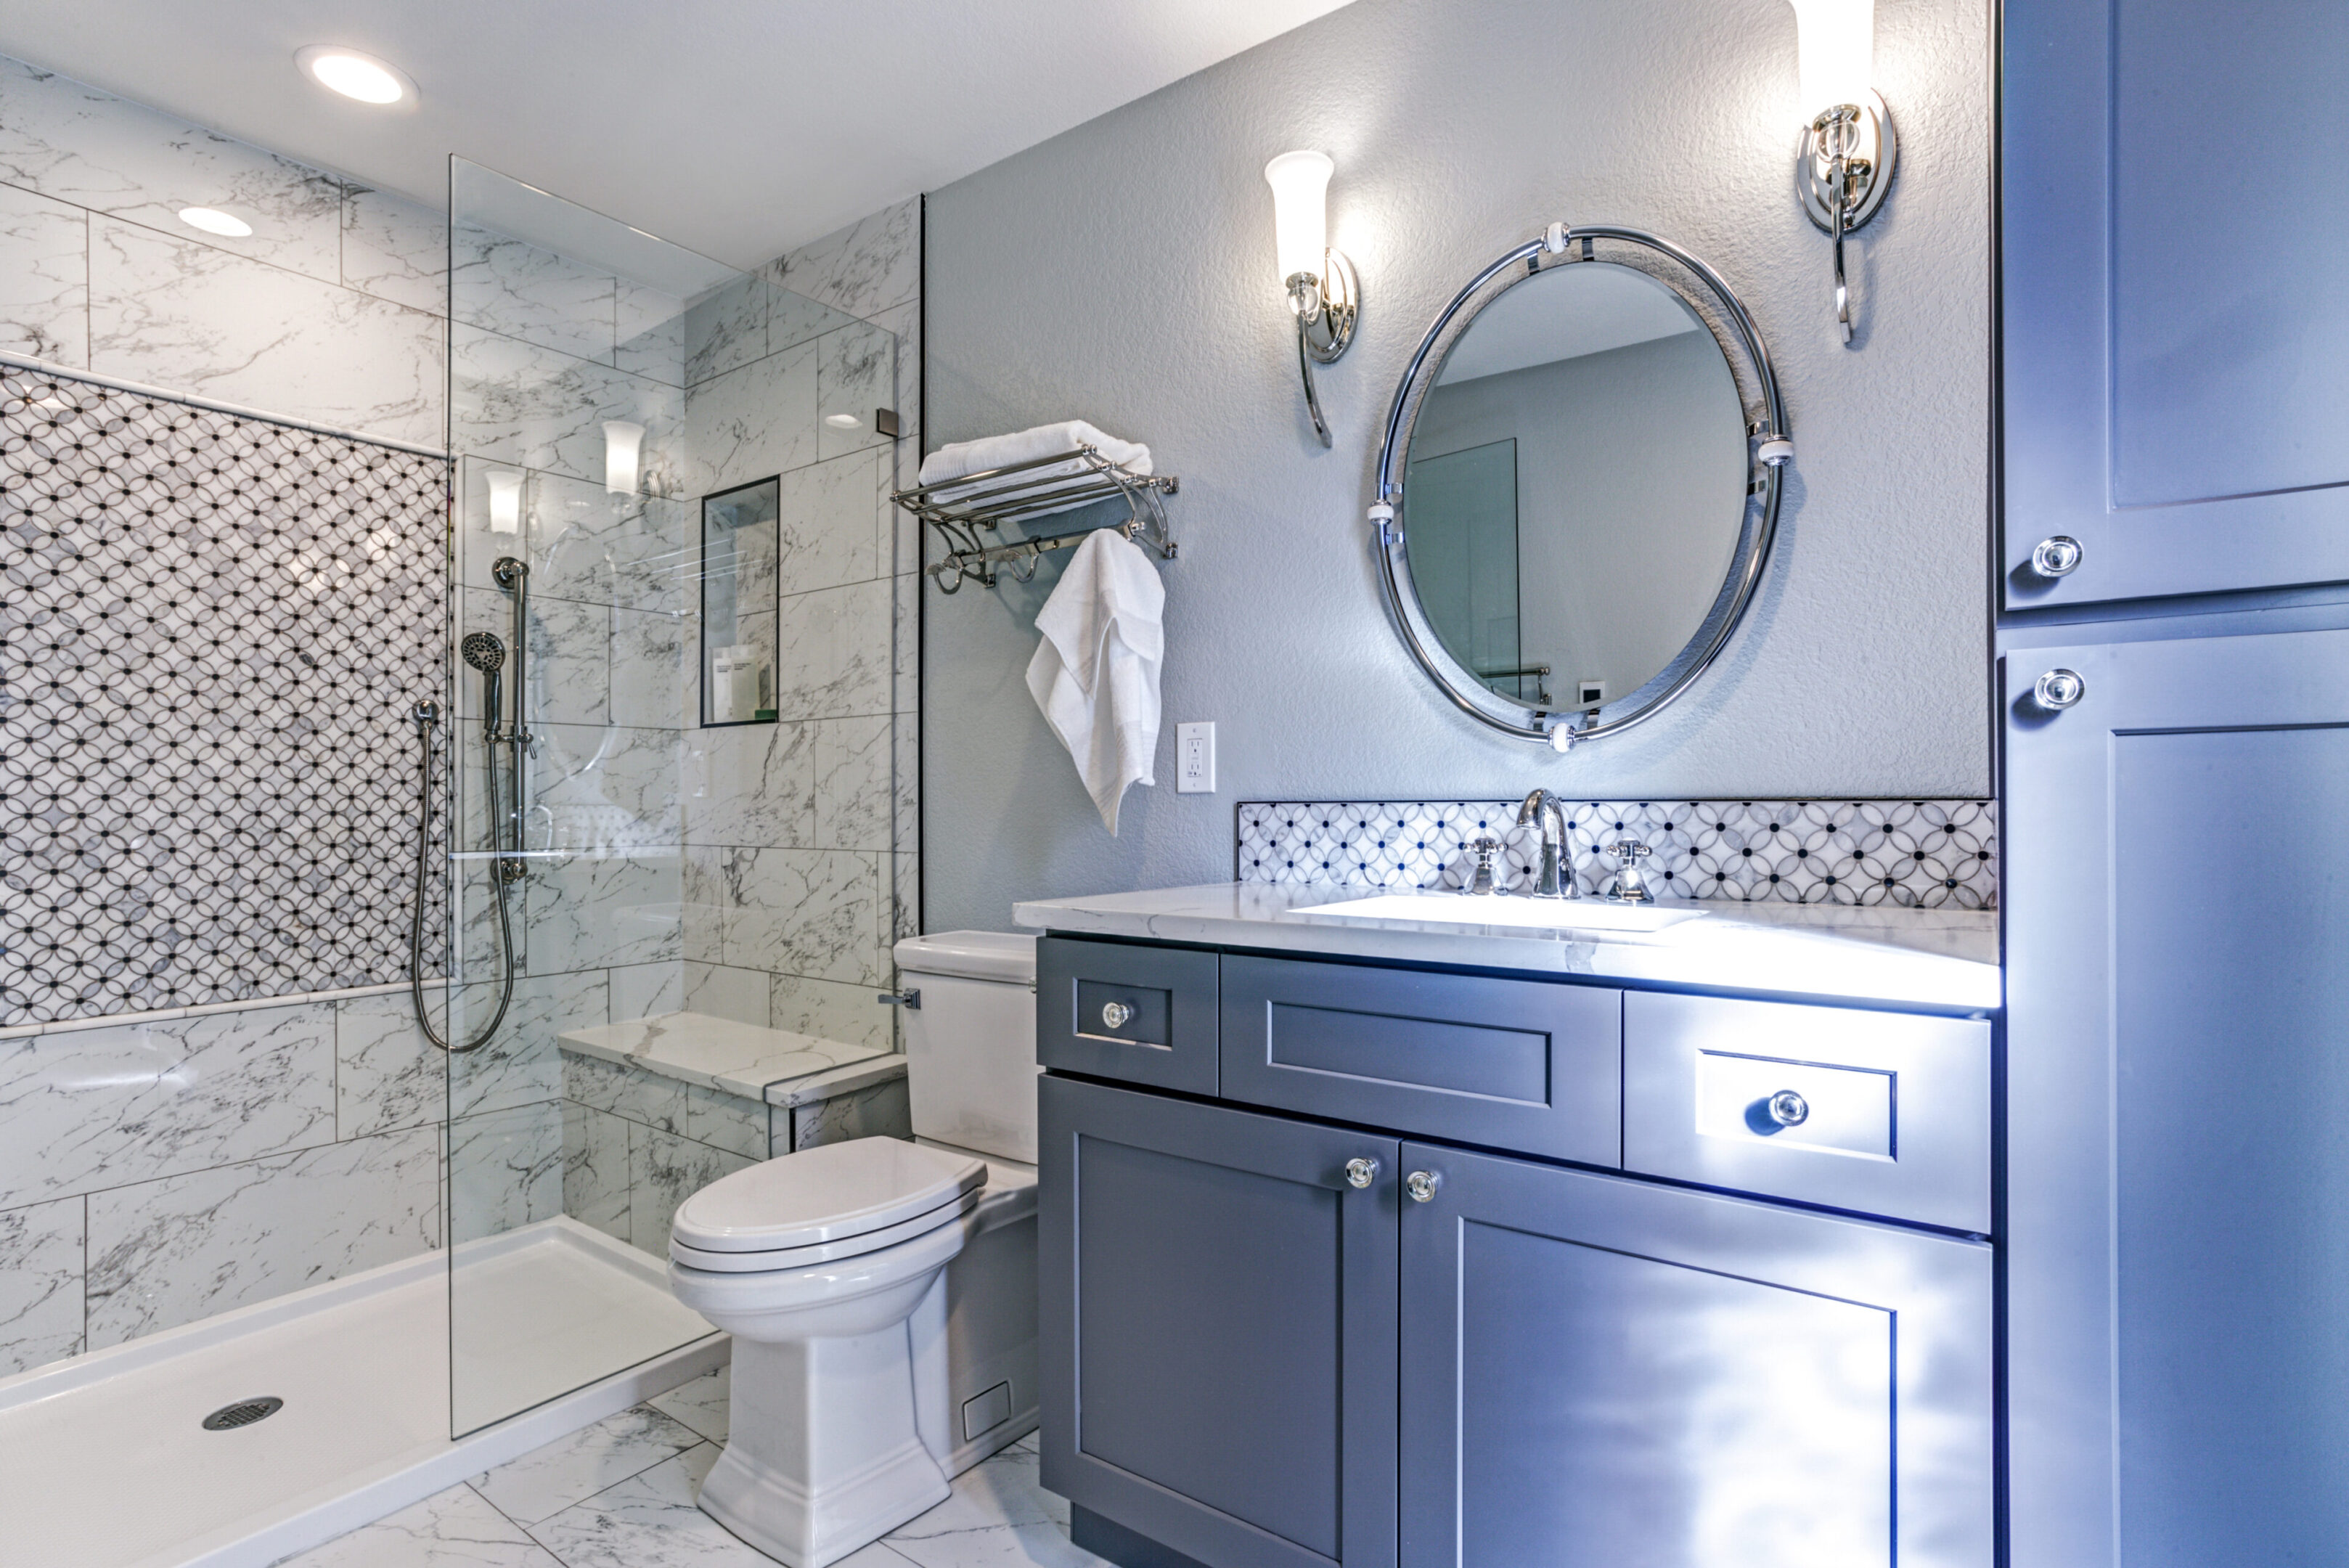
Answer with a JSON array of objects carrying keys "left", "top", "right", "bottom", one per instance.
[{"left": 0, "top": 1217, "right": 724, "bottom": 1568}]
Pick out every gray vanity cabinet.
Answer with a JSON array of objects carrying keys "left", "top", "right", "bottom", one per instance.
[
  {"left": 1397, "top": 1144, "right": 1994, "bottom": 1568},
  {"left": 1038, "top": 1074, "right": 1400, "bottom": 1568}
]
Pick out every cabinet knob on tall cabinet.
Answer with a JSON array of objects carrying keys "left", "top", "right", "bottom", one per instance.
[
  {"left": 2033, "top": 668, "right": 2086, "bottom": 711},
  {"left": 1344, "top": 1156, "right": 1380, "bottom": 1190},
  {"left": 1405, "top": 1170, "right": 1442, "bottom": 1204},
  {"left": 2030, "top": 535, "right": 2084, "bottom": 577}
]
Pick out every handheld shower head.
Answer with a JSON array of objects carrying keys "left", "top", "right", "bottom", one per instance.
[{"left": 461, "top": 632, "right": 506, "bottom": 674}]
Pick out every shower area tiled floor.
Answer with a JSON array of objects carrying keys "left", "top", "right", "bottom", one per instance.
[{"left": 283, "top": 1373, "right": 1106, "bottom": 1568}]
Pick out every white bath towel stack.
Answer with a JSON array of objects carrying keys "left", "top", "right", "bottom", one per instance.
[
  {"left": 918, "top": 420, "right": 1152, "bottom": 522},
  {"left": 1026, "top": 528, "right": 1165, "bottom": 835}
]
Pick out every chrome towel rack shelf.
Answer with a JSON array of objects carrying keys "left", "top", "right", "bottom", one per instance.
[{"left": 891, "top": 444, "right": 1178, "bottom": 592}]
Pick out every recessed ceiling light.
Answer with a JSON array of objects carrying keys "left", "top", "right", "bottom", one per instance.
[
  {"left": 295, "top": 44, "right": 417, "bottom": 107},
  {"left": 824, "top": 413, "right": 863, "bottom": 429},
  {"left": 179, "top": 208, "right": 253, "bottom": 237}
]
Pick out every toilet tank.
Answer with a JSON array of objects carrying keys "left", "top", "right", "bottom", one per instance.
[{"left": 894, "top": 931, "right": 1039, "bottom": 1164}]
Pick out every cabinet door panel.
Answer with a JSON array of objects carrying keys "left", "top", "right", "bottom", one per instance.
[
  {"left": 1399, "top": 1145, "right": 1991, "bottom": 1568},
  {"left": 1039, "top": 1075, "right": 1398, "bottom": 1568},
  {"left": 2005, "top": 629, "right": 2349, "bottom": 1568},
  {"left": 2003, "top": 0, "right": 2349, "bottom": 605},
  {"left": 1038, "top": 937, "right": 1220, "bottom": 1094}
]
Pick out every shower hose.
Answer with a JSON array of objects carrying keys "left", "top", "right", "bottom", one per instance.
[{"left": 409, "top": 704, "right": 516, "bottom": 1053}]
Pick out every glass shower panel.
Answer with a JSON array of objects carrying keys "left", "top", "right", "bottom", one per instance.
[{"left": 440, "top": 159, "right": 895, "bottom": 1437}]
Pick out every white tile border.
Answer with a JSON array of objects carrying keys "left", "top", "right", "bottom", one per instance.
[
  {"left": 0, "top": 348, "right": 452, "bottom": 459},
  {"left": 0, "top": 979, "right": 437, "bottom": 1042}
]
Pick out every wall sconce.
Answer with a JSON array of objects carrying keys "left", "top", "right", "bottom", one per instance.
[
  {"left": 1263, "top": 150, "right": 1359, "bottom": 447},
  {"left": 602, "top": 420, "right": 645, "bottom": 495},
  {"left": 485, "top": 468, "right": 523, "bottom": 534},
  {"left": 1790, "top": 0, "right": 1896, "bottom": 343}
]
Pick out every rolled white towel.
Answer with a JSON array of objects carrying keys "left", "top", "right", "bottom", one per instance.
[{"left": 918, "top": 420, "right": 1152, "bottom": 488}]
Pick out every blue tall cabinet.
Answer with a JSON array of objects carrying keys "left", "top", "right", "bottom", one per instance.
[{"left": 2002, "top": 3, "right": 2349, "bottom": 1563}]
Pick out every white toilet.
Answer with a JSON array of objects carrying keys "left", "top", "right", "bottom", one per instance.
[{"left": 667, "top": 931, "right": 1040, "bottom": 1568}]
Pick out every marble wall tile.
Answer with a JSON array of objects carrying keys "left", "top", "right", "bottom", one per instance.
[
  {"left": 615, "top": 277, "right": 687, "bottom": 386},
  {"left": 628, "top": 1122, "right": 753, "bottom": 1257},
  {"left": 526, "top": 853, "right": 682, "bottom": 975},
  {"left": 453, "top": 221, "right": 617, "bottom": 366},
  {"left": 682, "top": 272, "right": 768, "bottom": 387},
  {"left": 768, "top": 973, "right": 894, "bottom": 1054},
  {"left": 888, "top": 850, "right": 920, "bottom": 949},
  {"left": 684, "top": 961, "right": 772, "bottom": 1027},
  {"left": 892, "top": 710, "right": 920, "bottom": 854},
  {"left": 682, "top": 719, "right": 814, "bottom": 850},
  {"left": 337, "top": 990, "right": 446, "bottom": 1138},
  {"left": 89, "top": 219, "right": 442, "bottom": 449},
  {"left": 341, "top": 185, "right": 446, "bottom": 314},
  {"left": 789, "top": 1077, "right": 911, "bottom": 1152},
  {"left": 695, "top": 846, "right": 885, "bottom": 987},
  {"left": 451, "top": 322, "right": 681, "bottom": 486},
  {"left": 610, "top": 606, "right": 689, "bottom": 729},
  {"left": 460, "top": 584, "right": 610, "bottom": 729},
  {"left": 0, "top": 1002, "right": 337, "bottom": 1210},
  {"left": 812, "top": 716, "right": 894, "bottom": 853},
  {"left": 680, "top": 338, "right": 816, "bottom": 496},
  {"left": 777, "top": 449, "right": 884, "bottom": 594},
  {"left": 0, "top": 55, "right": 345, "bottom": 284},
  {"left": 767, "top": 282, "right": 861, "bottom": 358},
  {"left": 772, "top": 197, "right": 919, "bottom": 321},
  {"left": 0, "top": 180, "right": 87, "bottom": 363},
  {"left": 559, "top": 1050, "right": 767, "bottom": 1161},
  {"left": 891, "top": 571, "right": 921, "bottom": 716},
  {"left": 447, "top": 1100, "right": 565, "bottom": 1246},
  {"left": 561, "top": 1101, "right": 631, "bottom": 1244},
  {"left": 0, "top": 1196, "right": 84, "bottom": 1376},
  {"left": 815, "top": 322, "right": 896, "bottom": 462},
  {"left": 536, "top": 722, "right": 684, "bottom": 853},
  {"left": 450, "top": 971, "right": 611, "bottom": 1120},
  {"left": 609, "top": 960, "right": 685, "bottom": 1024},
  {"left": 773, "top": 576, "right": 894, "bottom": 722},
  {"left": 85, "top": 1125, "right": 438, "bottom": 1347},
  {"left": 870, "top": 298, "right": 921, "bottom": 502},
  {"left": 457, "top": 461, "right": 693, "bottom": 616}
]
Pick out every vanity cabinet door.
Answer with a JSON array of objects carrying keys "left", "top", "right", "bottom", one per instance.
[
  {"left": 1397, "top": 1143, "right": 1993, "bottom": 1568},
  {"left": 1039, "top": 1074, "right": 1399, "bottom": 1568}
]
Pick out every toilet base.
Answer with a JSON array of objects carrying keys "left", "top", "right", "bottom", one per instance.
[{"left": 698, "top": 1314, "right": 952, "bottom": 1568}]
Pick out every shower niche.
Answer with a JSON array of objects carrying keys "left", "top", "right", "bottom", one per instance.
[{"left": 701, "top": 477, "right": 779, "bottom": 727}]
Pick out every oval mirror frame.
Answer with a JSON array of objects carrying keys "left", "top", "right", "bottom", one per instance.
[{"left": 1373, "top": 224, "right": 1789, "bottom": 747}]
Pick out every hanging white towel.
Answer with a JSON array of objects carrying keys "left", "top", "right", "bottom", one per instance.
[
  {"left": 1026, "top": 528, "right": 1165, "bottom": 834},
  {"left": 918, "top": 422, "right": 1152, "bottom": 521}
]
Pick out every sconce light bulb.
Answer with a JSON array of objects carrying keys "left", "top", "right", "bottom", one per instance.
[
  {"left": 485, "top": 469, "right": 524, "bottom": 535},
  {"left": 1265, "top": 150, "right": 1334, "bottom": 292},
  {"left": 602, "top": 420, "right": 645, "bottom": 496},
  {"left": 1789, "top": 0, "right": 1874, "bottom": 121}
]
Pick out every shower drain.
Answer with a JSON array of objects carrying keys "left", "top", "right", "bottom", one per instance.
[{"left": 200, "top": 1397, "right": 284, "bottom": 1432}]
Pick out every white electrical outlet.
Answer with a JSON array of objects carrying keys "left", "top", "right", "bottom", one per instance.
[{"left": 1177, "top": 722, "right": 1216, "bottom": 793}]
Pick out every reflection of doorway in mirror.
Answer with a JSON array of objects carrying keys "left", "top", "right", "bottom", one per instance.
[{"left": 1405, "top": 439, "right": 1548, "bottom": 706}]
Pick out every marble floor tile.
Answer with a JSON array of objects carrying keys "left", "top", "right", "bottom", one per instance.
[
  {"left": 473, "top": 1406, "right": 705, "bottom": 1525},
  {"left": 89, "top": 219, "right": 440, "bottom": 449},
  {"left": 885, "top": 1520, "right": 1111, "bottom": 1568},
  {"left": 85, "top": 1126, "right": 438, "bottom": 1347},
  {"left": 278, "top": 1482, "right": 563, "bottom": 1568},
  {"left": 645, "top": 1366, "right": 730, "bottom": 1443},
  {"left": 524, "top": 1443, "right": 780, "bottom": 1567},
  {"left": 0, "top": 1194, "right": 84, "bottom": 1376},
  {"left": 343, "top": 186, "right": 447, "bottom": 314},
  {"left": 0, "top": 180, "right": 88, "bottom": 364}
]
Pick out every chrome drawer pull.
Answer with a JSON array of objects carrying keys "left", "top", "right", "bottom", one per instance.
[
  {"left": 1099, "top": 1000, "right": 1134, "bottom": 1030},
  {"left": 1344, "top": 1156, "right": 1380, "bottom": 1190},
  {"left": 1767, "top": 1090, "right": 1810, "bottom": 1127}
]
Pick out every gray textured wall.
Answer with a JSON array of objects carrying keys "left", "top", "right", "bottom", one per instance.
[{"left": 923, "top": 0, "right": 1990, "bottom": 933}]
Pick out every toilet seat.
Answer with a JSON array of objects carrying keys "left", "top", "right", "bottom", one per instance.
[
  {"left": 671, "top": 1137, "right": 985, "bottom": 1259},
  {"left": 669, "top": 1185, "right": 982, "bottom": 1273}
]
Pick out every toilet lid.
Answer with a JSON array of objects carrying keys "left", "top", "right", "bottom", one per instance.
[{"left": 671, "top": 1138, "right": 986, "bottom": 1254}]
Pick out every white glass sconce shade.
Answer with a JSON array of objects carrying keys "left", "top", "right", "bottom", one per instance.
[
  {"left": 602, "top": 421, "right": 645, "bottom": 496},
  {"left": 1790, "top": 0, "right": 1874, "bottom": 118},
  {"left": 486, "top": 470, "right": 524, "bottom": 534},
  {"left": 1265, "top": 150, "right": 1333, "bottom": 289}
]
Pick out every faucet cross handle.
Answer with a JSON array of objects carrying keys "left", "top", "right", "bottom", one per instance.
[
  {"left": 1465, "top": 836, "right": 1506, "bottom": 897},
  {"left": 1607, "top": 839, "right": 1655, "bottom": 905}
]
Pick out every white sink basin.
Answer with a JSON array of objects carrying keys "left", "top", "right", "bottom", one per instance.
[{"left": 1290, "top": 891, "right": 1709, "bottom": 935}]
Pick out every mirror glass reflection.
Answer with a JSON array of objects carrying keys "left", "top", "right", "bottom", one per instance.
[{"left": 1403, "top": 261, "right": 1749, "bottom": 712}]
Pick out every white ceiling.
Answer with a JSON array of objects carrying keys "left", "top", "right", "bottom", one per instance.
[{"left": 0, "top": 0, "right": 1358, "bottom": 268}]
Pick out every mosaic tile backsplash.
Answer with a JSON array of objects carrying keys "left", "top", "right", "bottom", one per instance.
[
  {"left": 1, "top": 368, "right": 449, "bottom": 1024},
  {"left": 1238, "top": 799, "right": 1997, "bottom": 909}
]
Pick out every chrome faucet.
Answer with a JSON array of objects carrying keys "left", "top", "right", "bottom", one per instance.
[
  {"left": 1516, "top": 789, "right": 1574, "bottom": 899},
  {"left": 1465, "top": 836, "right": 1506, "bottom": 896},
  {"left": 1606, "top": 840, "right": 1655, "bottom": 904}
]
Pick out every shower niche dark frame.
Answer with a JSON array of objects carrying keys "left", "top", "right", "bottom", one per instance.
[{"left": 699, "top": 475, "right": 781, "bottom": 729}]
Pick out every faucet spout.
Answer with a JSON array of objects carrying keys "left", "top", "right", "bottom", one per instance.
[{"left": 1516, "top": 789, "right": 1575, "bottom": 899}]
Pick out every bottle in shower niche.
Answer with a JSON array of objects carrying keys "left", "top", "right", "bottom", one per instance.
[
  {"left": 700, "top": 475, "right": 780, "bottom": 726},
  {"left": 711, "top": 645, "right": 771, "bottom": 724}
]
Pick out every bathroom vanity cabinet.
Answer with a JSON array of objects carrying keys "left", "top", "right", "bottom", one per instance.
[{"left": 1034, "top": 929, "right": 1997, "bottom": 1568}]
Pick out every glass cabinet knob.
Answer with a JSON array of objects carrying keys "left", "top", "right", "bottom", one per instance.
[
  {"left": 1344, "top": 1156, "right": 1380, "bottom": 1190},
  {"left": 1405, "top": 1170, "right": 1442, "bottom": 1204},
  {"left": 2030, "top": 535, "right": 2084, "bottom": 577},
  {"left": 2033, "top": 668, "right": 2086, "bottom": 711},
  {"left": 1767, "top": 1090, "right": 1810, "bottom": 1127},
  {"left": 1099, "top": 1001, "right": 1134, "bottom": 1030}
]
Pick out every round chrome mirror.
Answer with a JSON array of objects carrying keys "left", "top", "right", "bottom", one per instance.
[{"left": 1372, "top": 225, "right": 1788, "bottom": 747}]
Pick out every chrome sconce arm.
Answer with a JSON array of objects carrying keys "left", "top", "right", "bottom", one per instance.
[
  {"left": 1286, "top": 250, "right": 1360, "bottom": 447},
  {"left": 1797, "top": 91, "right": 1897, "bottom": 343}
]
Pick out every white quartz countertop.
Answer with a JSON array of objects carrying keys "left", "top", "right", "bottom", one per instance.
[
  {"left": 1013, "top": 883, "right": 2001, "bottom": 1012},
  {"left": 557, "top": 1011, "right": 891, "bottom": 1100}
]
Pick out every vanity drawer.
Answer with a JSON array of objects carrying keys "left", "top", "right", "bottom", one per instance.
[
  {"left": 1220, "top": 955, "right": 1622, "bottom": 1166},
  {"left": 1038, "top": 937, "right": 1220, "bottom": 1095},
  {"left": 1623, "top": 992, "right": 1990, "bottom": 1232}
]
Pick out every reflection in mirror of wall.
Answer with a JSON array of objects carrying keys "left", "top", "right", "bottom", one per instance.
[{"left": 1407, "top": 262, "right": 1748, "bottom": 714}]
